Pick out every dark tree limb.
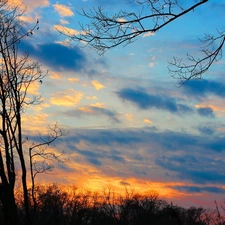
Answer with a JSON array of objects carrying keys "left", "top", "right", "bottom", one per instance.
[
  {"left": 168, "top": 31, "right": 225, "bottom": 85},
  {"left": 28, "top": 123, "right": 68, "bottom": 222},
  {"left": 60, "top": 0, "right": 208, "bottom": 55}
]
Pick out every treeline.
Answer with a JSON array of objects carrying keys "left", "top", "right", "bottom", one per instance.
[{"left": 0, "top": 184, "right": 224, "bottom": 225}]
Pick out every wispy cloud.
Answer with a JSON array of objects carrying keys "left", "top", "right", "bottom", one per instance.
[{"left": 64, "top": 104, "right": 120, "bottom": 123}]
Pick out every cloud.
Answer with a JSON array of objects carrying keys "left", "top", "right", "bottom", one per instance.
[
  {"left": 117, "top": 87, "right": 192, "bottom": 114},
  {"left": 143, "top": 118, "right": 153, "bottom": 124},
  {"left": 57, "top": 127, "right": 225, "bottom": 186},
  {"left": 87, "top": 158, "right": 102, "bottom": 166},
  {"left": 72, "top": 146, "right": 125, "bottom": 167},
  {"left": 197, "top": 126, "right": 215, "bottom": 135},
  {"left": 204, "top": 137, "right": 225, "bottom": 152},
  {"left": 54, "top": 25, "right": 82, "bottom": 36},
  {"left": 183, "top": 79, "right": 225, "bottom": 98},
  {"left": 19, "top": 41, "right": 86, "bottom": 72},
  {"left": 92, "top": 80, "right": 106, "bottom": 90},
  {"left": 155, "top": 155, "right": 225, "bottom": 184},
  {"left": 53, "top": 4, "right": 74, "bottom": 17},
  {"left": 143, "top": 31, "right": 155, "bottom": 37},
  {"left": 173, "top": 185, "right": 225, "bottom": 194},
  {"left": 50, "top": 89, "right": 83, "bottom": 107},
  {"left": 10, "top": 0, "right": 49, "bottom": 11},
  {"left": 68, "top": 127, "right": 225, "bottom": 153},
  {"left": 197, "top": 107, "right": 215, "bottom": 118},
  {"left": 125, "top": 114, "right": 133, "bottom": 121},
  {"left": 68, "top": 78, "right": 80, "bottom": 82},
  {"left": 60, "top": 19, "right": 69, "bottom": 25},
  {"left": 65, "top": 104, "right": 120, "bottom": 123}
]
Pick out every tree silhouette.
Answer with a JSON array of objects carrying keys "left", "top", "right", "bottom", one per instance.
[{"left": 0, "top": 2, "right": 66, "bottom": 225}]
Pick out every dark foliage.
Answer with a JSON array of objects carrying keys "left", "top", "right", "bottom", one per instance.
[{"left": 1, "top": 184, "right": 224, "bottom": 225}]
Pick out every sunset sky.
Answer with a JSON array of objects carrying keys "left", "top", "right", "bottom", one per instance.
[{"left": 13, "top": 0, "right": 225, "bottom": 208}]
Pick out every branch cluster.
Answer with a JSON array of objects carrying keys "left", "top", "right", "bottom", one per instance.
[
  {"left": 169, "top": 31, "right": 225, "bottom": 85},
  {"left": 62, "top": 0, "right": 208, "bottom": 55}
]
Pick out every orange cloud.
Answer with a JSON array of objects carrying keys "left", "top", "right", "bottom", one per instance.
[
  {"left": 18, "top": 15, "right": 36, "bottom": 23},
  {"left": 68, "top": 77, "right": 80, "bottom": 82},
  {"left": 143, "top": 118, "right": 153, "bottom": 124},
  {"left": 126, "top": 113, "right": 133, "bottom": 121},
  {"left": 78, "top": 102, "right": 105, "bottom": 113},
  {"left": 54, "top": 25, "right": 81, "bottom": 36},
  {"left": 50, "top": 71, "right": 61, "bottom": 79},
  {"left": 22, "top": 113, "right": 50, "bottom": 134},
  {"left": 35, "top": 160, "right": 187, "bottom": 202},
  {"left": 90, "top": 102, "right": 105, "bottom": 108},
  {"left": 92, "top": 80, "right": 106, "bottom": 90},
  {"left": 21, "top": 80, "right": 40, "bottom": 95},
  {"left": 10, "top": 0, "right": 49, "bottom": 11},
  {"left": 50, "top": 89, "right": 83, "bottom": 107},
  {"left": 53, "top": 4, "right": 74, "bottom": 17},
  {"left": 78, "top": 106, "right": 93, "bottom": 113},
  {"left": 86, "top": 96, "right": 98, "bottom": 100}
]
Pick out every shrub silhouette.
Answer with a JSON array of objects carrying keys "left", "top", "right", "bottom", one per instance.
[{"left": 1, "top": 184, "right": 224, "bottom": 225}]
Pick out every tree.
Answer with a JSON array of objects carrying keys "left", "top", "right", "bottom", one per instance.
[
  {"left": 29, "top": 123, "right": 67, "bottom": 222},
  {"left": 60, "top": 0, "right": 224, "bottom": 84},
  {"left": 0, "top": 2, "right": 66, "bottom": 225}
]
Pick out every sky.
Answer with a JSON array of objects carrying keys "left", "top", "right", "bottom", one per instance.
[{"left": 10, "top": 0, "right": 225, "bottom": 208}]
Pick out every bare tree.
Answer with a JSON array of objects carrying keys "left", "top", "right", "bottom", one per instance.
[
  {"left": 59, "top": 0, "right": 224, "bottom": 83},
  {"left": 0, "top": 2, "right": 66, "bottom": 225},
  {"left": 28, "top": 123, "right": 68, "bottom": 221}
]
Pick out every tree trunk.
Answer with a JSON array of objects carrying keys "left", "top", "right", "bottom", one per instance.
[{"left": 0, "top": 184, "right": 20, "bottom": 225}]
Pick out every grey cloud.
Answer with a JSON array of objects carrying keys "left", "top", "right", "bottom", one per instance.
[
  {"left": 183, "top": 79, "right": 225, "bottom": 98},
  {"left": 197, "top": 107, "right": 215, "bottom": 118},
  {"left": 155, "top": 155, "right": 225, "bottom": 184},
  {"left": 117, "top": 87, "right": 193, "bottom": 114},
  {"left": 173, "top": 185, "right": 225, "bottom": 194},
  {"left": 65, "top": 106, "right": 120, "bottom": 123},
  {"left": 19, "top": 41, "right": 86, "bottom": 72}
]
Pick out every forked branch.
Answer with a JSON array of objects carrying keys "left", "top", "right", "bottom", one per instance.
[
  {"left": 168, "top": 31, "right": 225, "bottom": 85},
  {"left": 60, "top": 0, "right": 208, "bottom": 55}
]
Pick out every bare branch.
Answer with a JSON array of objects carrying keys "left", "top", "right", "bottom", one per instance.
[
  {"left": 60, "top": 0, "right": 208, "bottom": 55},
  {"left": 168, "top": 31, "right": 225, "bottom": 85},
  {"left": 28, "top": 123, "right": 68, "bottom": 214}
]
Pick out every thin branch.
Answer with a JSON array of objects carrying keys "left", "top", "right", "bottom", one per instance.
[
  {"left": 59, "top": 0, "right": 208, "bottom": 55},
  {"left": 168, "top": 32, "right": 225, "bottom": 85}
]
